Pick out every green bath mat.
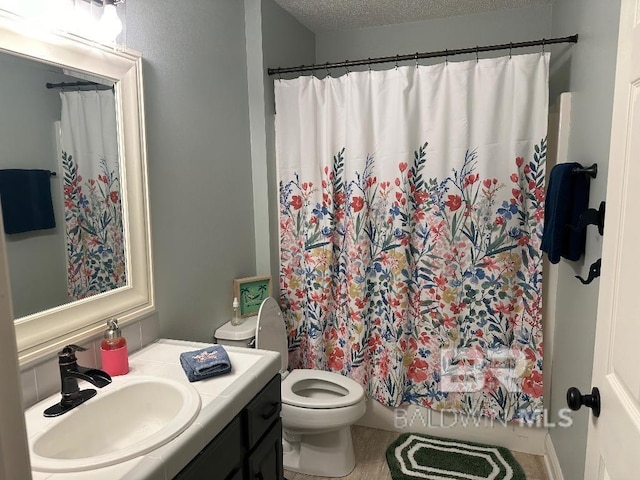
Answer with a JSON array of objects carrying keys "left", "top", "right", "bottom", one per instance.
[{"left": 386, "top": 433, "right": 526, "bottom": 480}]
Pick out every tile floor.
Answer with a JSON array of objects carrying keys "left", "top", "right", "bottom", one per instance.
[{"left": 284, "top": 426, "right": 549, "bottom": 480}]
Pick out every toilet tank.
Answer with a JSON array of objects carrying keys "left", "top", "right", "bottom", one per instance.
[{"left": 214, "top": 316, "right": 258, "bottom": 348}]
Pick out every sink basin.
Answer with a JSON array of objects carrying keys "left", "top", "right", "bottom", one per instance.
[{"left": 27, "top": 376, "right": 201, "bottom": 472}]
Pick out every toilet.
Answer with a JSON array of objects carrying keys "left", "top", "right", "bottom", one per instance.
[{"left": 215, "top": 297, "right": 366, "bottom": 477}]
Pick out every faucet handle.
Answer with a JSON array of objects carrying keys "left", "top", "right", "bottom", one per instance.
[
  {"left": 61, "top": 344, "right": 86, "bottom": 353},
  {"left": 58, "top": 344, "right": 87, "bottom": 363}
]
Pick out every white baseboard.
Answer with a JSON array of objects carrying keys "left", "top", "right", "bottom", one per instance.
[
  {"left": 355, "top": 399, "right": 547, "bottom": 455},
  {"left": 544, "top": 433, "right": 564, "bottom": 480}
]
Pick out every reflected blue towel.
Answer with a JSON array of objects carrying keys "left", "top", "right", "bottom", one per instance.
[
  {"left": 541, "top": 163, "right": 590, "bottom": 264},
  {"left": 179, "top": 345, "right": 232, "bottom": 382},
  {"left": 0, "top": 169, "right": 55, "bottom": 234}
]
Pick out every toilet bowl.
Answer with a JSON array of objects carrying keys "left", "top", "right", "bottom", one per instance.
[
  {"left": 216, "top": 297, "right": 366, "bottom": 477},
  {"left": 282, "top": 369, "right": 366, "bottom": 432}
]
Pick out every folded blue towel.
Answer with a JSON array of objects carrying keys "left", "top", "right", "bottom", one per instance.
[
  {"left": 179, "top": 345, "right": 232, "bottom": 382},
  {"left": 0, "top": 169, "right": 56, "bottom": 234},
  {"left": 541, "top": 163, "right": 590, "bottom": 264}
]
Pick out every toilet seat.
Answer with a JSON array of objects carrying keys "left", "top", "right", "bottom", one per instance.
[{"left": 282, "top": 369, "right": 365, "bottom": 409}]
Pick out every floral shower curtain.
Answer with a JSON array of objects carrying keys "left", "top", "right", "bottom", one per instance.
[
  {"left": 275, "top": 53, "right": 548, "bottom": 421},
  {"left": 59, "top": 90, "right": 125, "bottom": 300}
]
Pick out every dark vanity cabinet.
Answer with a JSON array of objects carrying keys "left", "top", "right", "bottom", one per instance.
[{"left": 175, "top": 374, "right": 283, "bottom": 480}]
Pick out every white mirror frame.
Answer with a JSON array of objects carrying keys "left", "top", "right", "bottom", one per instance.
[{"left": 0, "top": 12, "right": 155, "bottom": 366}]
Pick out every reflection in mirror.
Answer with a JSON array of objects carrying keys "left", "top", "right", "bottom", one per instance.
[{"left": 0, "top": 52, "right": 126, "bottom": 318}]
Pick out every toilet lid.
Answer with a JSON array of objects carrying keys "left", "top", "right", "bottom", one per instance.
[
  {"left": 281, "top": 369, "right": 365, "bottom": 409},
  {"left": 255, "top": 297, "right": 288, "bottom": 374},
  {"left": 215, "top": 315, "right": 258, "bottom": 341}
]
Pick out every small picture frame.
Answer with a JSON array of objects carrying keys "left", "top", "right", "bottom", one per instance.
[{"left": 233, "top": 276, "right": 272, "bottom": 318}]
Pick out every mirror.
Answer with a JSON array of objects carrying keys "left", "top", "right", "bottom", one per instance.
[
  {"left": 0, "top": 12, "right": 154, "bottom": 365},
  {"left": 0, "top": 52, "right": 126, "bottom": 318}
]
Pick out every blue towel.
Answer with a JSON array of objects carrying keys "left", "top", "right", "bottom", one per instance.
[
  {"left": 0, "top": 169, "right": 55, "bottom": 234},
  {"left": 179, "top": 345, "right": 232, "bottom": 382},
  {"left": 541, "top": 163, "right": 590, "bottom": 264}
]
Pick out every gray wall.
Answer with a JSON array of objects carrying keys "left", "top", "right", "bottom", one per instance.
[
  {"left": 126, "top": 0, "right": 256, "bottom": 341},
  {"left": 548, "top": 1, "right": 621, "bottom": 478},
  {"left": 316, "top": 4, "right": 553, "bottom": 65},
  {"left": 0, "top": 54, "right": 68, "bottom": 318}
]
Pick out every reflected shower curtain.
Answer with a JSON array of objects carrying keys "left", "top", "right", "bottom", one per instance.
[
  {"left": 59, "top": 90, "right": 125, "bottom": 300},
  {"left": 275, "top": 53, "right": 548, "bottom": 421}
]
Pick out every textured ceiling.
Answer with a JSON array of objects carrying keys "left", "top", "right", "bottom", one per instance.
[{"left": 272, "top": 0, "right": 553, "bottom": 32}]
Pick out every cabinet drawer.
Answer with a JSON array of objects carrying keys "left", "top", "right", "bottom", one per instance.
[
  {"left": 244, "top": 374, "right": 281, "bottom": 449},
  {"left": 174, "top": 416, "right": 243, "bottom": 480}
]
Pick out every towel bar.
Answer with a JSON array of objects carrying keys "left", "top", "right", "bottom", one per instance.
[{"left": 571, "top": 163, "right": 597, "bottom": 178}]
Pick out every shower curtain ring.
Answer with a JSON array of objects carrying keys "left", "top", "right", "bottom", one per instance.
[
  {"left": 415, "top": 52, "right": 419, "bottom": 68},
  {"left": 325, "top": 62, "right": 330, "bottom": 77},
  {"left": 475, "top": 46, "right": 479, "bottom": 62},
  {"left": 509, "top": 42, "right": 513, "bottom": 59},
  {"left": 395, "top": 55, "right": 399, "bottom": 70},
  {"left": 368, "top": 58, "right": 372, "bottom": 72},
  {"left": 445, "top": 49, "right": 448, "bottom": 64},
  {"left": 344, "top": 60, "right": 350, "bottom": 75},
  {"left": 542, "top": 38, "right": 546, "bottom": 54},
  {"left": 277, "top": 69, "right": 282, "bottom": 82}
]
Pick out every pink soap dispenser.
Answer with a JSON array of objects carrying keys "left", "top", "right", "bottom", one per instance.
[{"left": 100, "top": 319, "right": 129, "bottom": 376}]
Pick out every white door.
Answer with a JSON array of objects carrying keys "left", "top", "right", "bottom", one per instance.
[{"left": 585, "top": 0, "right": 640, "bottom": 478}]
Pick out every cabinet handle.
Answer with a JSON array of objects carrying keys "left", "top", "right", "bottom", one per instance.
[{"left": 261, "top": 402, "right": 279, "bottom": 419}]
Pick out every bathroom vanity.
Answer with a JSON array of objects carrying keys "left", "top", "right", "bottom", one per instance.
[
  {"left": 175, "top": 374, "right": 282, "bottom": 480},
  {"left": 26, "top": 339, "right": 282, "bottom": 480}
]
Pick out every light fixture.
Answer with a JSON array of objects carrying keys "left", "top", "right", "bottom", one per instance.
[
  {"left": 0, "top": 0, "right": 126, "bottom": 47},
  {"left": 97, "top": 0, "right": 123, "bottom": 44},
  {"left": 4, "top": 0, "right": 74, "bottom": 31}
]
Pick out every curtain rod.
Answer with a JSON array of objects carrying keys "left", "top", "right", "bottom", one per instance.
[
  {"left": 267, "top": 34, "right": 578, "bottom": 76},
  {"left": 46, "top": 81, "right": 113, "bottom": 91}
]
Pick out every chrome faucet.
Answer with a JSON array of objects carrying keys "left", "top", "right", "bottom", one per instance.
[{"left": 43, "top": 344, "right": 112, "bottom": 417}]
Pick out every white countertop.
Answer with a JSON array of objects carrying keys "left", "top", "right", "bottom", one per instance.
[{"left": 27, "top": 339, "right": 281, "bottom": 480}]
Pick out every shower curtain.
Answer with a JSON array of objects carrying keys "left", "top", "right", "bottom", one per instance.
[
  {"left": 275, "top": 53, "right": 548, "bottom": 421},
  {"left": 59, "top": 90, "right": 125, "bottom": 300}
]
